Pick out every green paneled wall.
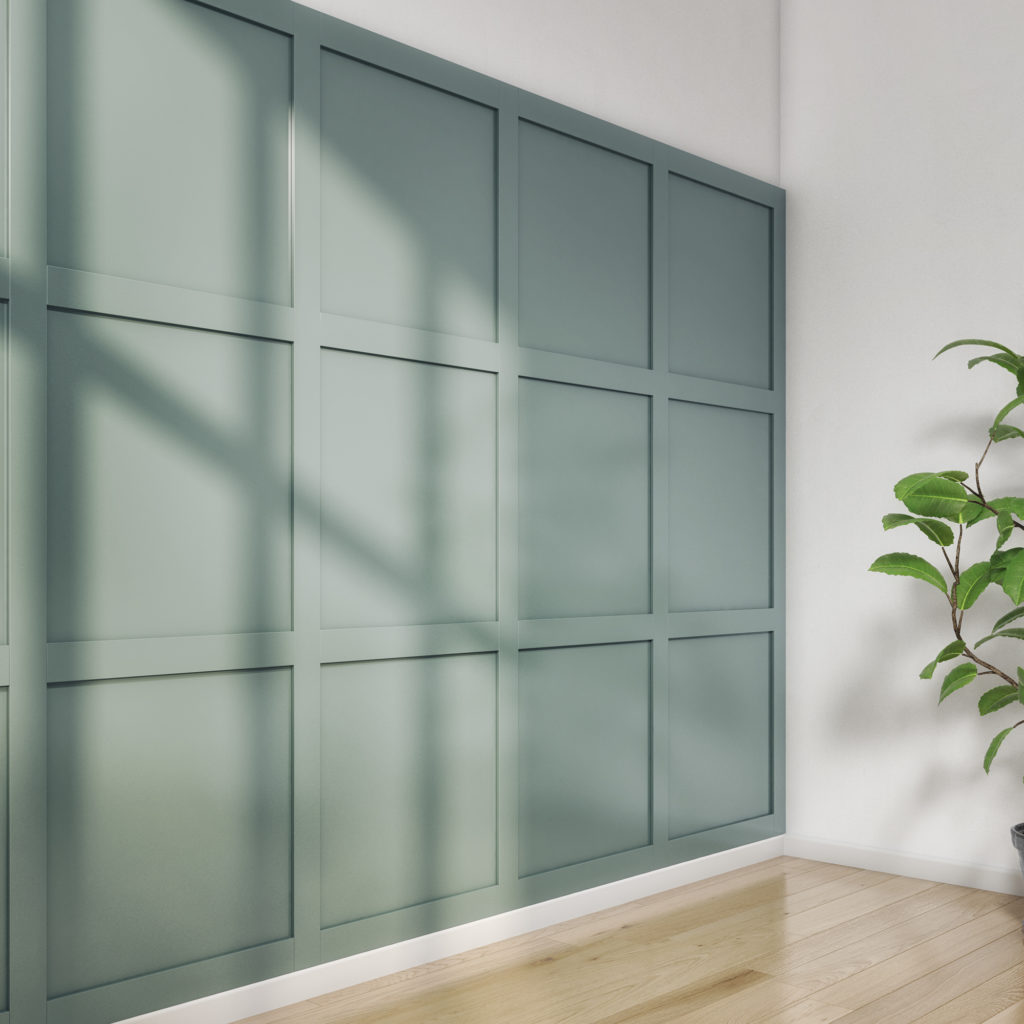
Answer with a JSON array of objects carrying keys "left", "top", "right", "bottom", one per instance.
[{"left": 4, "top": 1, "right": 785, "bottom": 1022}]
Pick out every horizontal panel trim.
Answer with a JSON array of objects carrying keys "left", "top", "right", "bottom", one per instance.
[
  {"left": 0, "top": 257, "right": 9, "bottom": 301},
  {"left": 319, "top": 313, "right": 499, "bottom": 372},
  {"left": 320, "top": 622, "right": 501, "bottom": 665},
  {"left": 666, "top": 374, "right": 781, "bottom": 414},
  {"left": 46, "top": 267, "right": 296, "bottom": 342},
  {"left": 0, "top": 645, "right": 7, "bottom": 687},
  {"left": 667, "top": 609, "right": 781, "bottom": 639},
  {"left": 517, "top": 349, "right": 654, "bottom": 395},
  {"left": 45, "top": 938, "right": 294, "bottom": 1024},
  {"left": 46, "top": 632, "right": 295, "bottom": 684},
  {"left": 518, "top": 615, "right": 660, "bottom": 650}
]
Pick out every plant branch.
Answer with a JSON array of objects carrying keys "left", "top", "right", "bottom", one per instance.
[{"left": 975, "top": 438, "right": 993, "bottom": 500}]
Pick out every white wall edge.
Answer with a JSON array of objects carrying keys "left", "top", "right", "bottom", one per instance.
[
  {"left": 784, "top": 834, "right": 1024, "bottom": 896},
  {"left": 116, "top": 837, "right": 784, "bottom": 1024}
]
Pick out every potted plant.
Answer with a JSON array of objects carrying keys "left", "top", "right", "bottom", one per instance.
[{"left": 870, "top": 338, "right": 1024, "bottom": 873}]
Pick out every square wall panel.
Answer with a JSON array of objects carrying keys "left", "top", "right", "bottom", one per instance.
[
  {"left": 47, "top": 669, "right": 292, "bottom": 997},
  {"left": 518, "top": 123, "right": 650, "bottom": 368},
  {"left": 321, "top": 653, "right": 497, "bottom": 927},
  {"left": 0, "top": 0, "right": 7, "bottom": 258},
  {"left": 519, "top": 379, "right": 650, "bottom": 620},
  {"left": 0, "top": 306, "right": 6, "bottom": 645},
  {"left": 47, "top": 0, "right": 292, "bottom": 305},
  {"left": 669, "top": 176, "right": 772, "bottom": 388},
  {"left": 321, "top": 350, "right": 497, "bottom": 628},
  {"left": 518, "top": 642, "right": 651, "bottom": 877},
  {"left": 669, "top": 634, "right": 772, "bottom": 838},
  {"left": 0, "top": 691, "right": 7, "bottom": 1012},
  {"left": 669, "top": 401, "right": 771, "bottom": 612},
  {"left": 321, "top": 52, "right": 496, "bottom": 341},
  {"left": 47, "top": 311, "right": 293, "bottom": 643}
]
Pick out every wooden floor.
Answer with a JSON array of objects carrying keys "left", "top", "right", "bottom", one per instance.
[{"left": 239, "top": 857, "right": 1024, "bottom": 1024}]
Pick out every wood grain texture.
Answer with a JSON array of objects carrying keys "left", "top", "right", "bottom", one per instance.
[{"left": 238, "top": 857, "right": 1024, "bottom": 1024}]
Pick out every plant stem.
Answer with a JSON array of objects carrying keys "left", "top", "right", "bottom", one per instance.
[
  {"left": 950, "top": 459, "right": 1020, "bottom": 688},
  {"left": 975, "top": 438, "right": 993, "bottom": 499}
]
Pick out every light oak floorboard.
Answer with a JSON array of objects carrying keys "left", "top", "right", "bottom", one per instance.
[{"left": 238, "top": 858, "right": 1024, "bottom": 1024}]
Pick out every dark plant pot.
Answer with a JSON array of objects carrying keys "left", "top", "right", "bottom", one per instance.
[{"left": 1011, "top": 824, "right": 1024, "bottom": 879}]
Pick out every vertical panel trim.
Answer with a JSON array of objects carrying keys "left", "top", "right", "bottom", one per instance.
[
  {"left": 8, "top": 0, "right": 46, "bottom": 1017},
  {"left": 291, "top": 9, "right": 321, "bottom": 971},
  {"left": 771, "top": 198, "right": 787, "bottom": 829},
  {"left": 495, "top": 84, "right": 520, "bottom": 891}
]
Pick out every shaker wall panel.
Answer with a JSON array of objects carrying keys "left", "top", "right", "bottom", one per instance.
[
  {"left": 669, "top": 401, "right": 773, "bottom": 613},
  {"left": 5, "top": 1, "right": 784, "bottom": 1020},
  {"left": 47, "top": 0, "right": 292, "bottom": 305},
  {"left": 669, "top": 175, "right": 773, "bottom": 388},
  {"left": 518, "top": 123, "right": 651, "bottom": 367},
  {"left": 0, "top": 0, "right": 7, "bottom": 259},
  {"left": 46, "top": 669, "right": 292, "bottom": 997},
  {"left": 47, "top": 312, "right": 293, "bottom": 643},
  {"left": 668, "top": 633, "right": 772, "bottom": 838},
  {"left": 320, "top": 51, "right": 497, "bottom": 340},
  {"left": 0, "top": 692, "right": 8, "bottom": 1013},
  {"left": 319, "top": 350, "right": 497, "bottom": 629},
  {"left": 320, "top": 653, "right": 498, "bottom": 927},
  {"left": 518, "top": 642, "right": 651, "bottom": 877},
  {"left": 518, "top": 379, "right": 650, "bottom": 620},
  {"left": 0, "top": 308, "right": 7, "bottom": 647}
]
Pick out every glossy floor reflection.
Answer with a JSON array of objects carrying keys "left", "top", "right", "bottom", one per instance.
[{"left": 238, "top": 857, "right": 1024, "bottom": 1023}]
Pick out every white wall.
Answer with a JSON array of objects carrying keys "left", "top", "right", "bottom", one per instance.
[
  {"left": 293, "top": 0, "right": 782, "bottom": 184},
  {"left": 783, "top": 0, "right": 1024, "bottom": 878}
]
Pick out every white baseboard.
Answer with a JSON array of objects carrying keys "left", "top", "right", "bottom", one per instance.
[
  {"left": 116, "top": 836, "right": 784, "bottom": 1024},
  {"left": 784, "top": 833, "right": 1024, "bottom": 896}
]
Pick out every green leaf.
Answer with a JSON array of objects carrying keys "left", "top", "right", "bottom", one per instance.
[
  {"left": 869, "top": 553, "right": 948, "bottom": 594},
  {"left": 961, "top": 499, "right": 992, "bottom": 526},
  {"left": 893, "top": 473, "right": 969, "bottom": 520},
  {"left": 990, "top": 497, "right": 1024, "bottom": 519},
  {"left": 998, "top": 510, "right": 1015, "bottom": 548},
  {"left": 1001, "top": 548, "right": 1024, "bottom": 604},
  {"left": 920, "top": 640, "right": 966, "bottom": 679},
  {"left": 979, "top": 686, "right": 1019, "bottom": 715},
  {"left": 939, "top": 662, "right": 978, "bottom": 702},
  {"left": 976, "top": 628, "right": 1024, "bottom": 647},
  {"left": 1018, "top": 668, "right": 1024, "bottom": 702},
  {"left": 993, "top": 396, "right": 1024, "bottom": 430},
  {"left": 967, "top": 352, "right": 1021, "bottom": 373},
  {"left": 957, "top": 560, "right": 993, "bottom": 609},
  {"left": 881, "top": 513, "right": 955, "bottom": 546},
  {"left": 993, "top": 605, "right": 1024, "bottom": 631},
  {"left": 992, "top": 546, "right": 1024, "bottom": 570},
  {"left": 990, "top": 424, "right": 1024, "bottom": 442},
  {"left": 985, "top": 726, "right": 1015, "bottom": 773},
  {"left": 934, "top": 338, "right": 1017, "bottom": 359},
  {"left": 937, "top": 470, "right": 970, "bottom": 481}
]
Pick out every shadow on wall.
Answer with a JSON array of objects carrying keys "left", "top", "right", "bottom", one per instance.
[
  {"left": 33, "top": 0, "right": 508, "bottom": 1002},
  {"left": 826, "top": 582, "right": 1019, "bottom": 871}
]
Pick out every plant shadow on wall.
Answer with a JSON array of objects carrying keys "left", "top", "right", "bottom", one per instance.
[
  {"left": 870, "top": 339, "right": 1024, "bottom": 867},
  {"left": 37, "top": 0, "right": 514, "bottom": 1003}
]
